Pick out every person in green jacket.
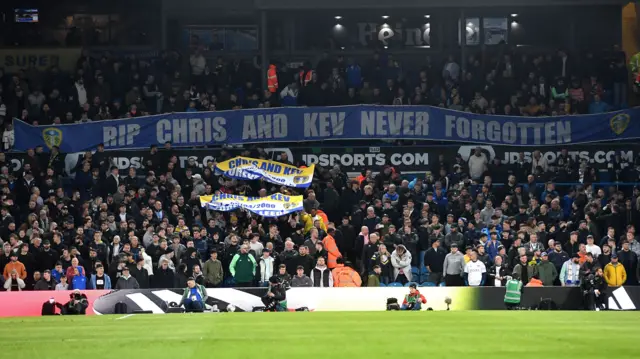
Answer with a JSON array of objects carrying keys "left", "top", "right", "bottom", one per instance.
[
  {"left": 230, "top": 244, "right": 257, "bottom": 287},
  {"left": 536, "top": 252, "right": 558, "bottom": 286},
  {"left": 504, "top": 275, "right": 523, "bottom": 310},
  {"left": 367, "top": 265, "right": 382, "bottom": 287},
  {"left": 203, "top": 250, "right": 224, "bottom": 287},
  {"left": 180, "top": 277, "right": 208, "bottom": 312}
]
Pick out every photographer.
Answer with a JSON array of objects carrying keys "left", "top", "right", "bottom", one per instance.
[
  {"left": 64, "top": 289, "right": 89, "bottom": 315},
  {"left": 262, "top": 276, "right": 287, "bottom": 312},
  {"left": 582, "top": 267, "right": 608, "bottom": 310}
]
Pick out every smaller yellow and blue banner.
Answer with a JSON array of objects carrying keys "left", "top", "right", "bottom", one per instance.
[
  {"left": 200, "top": 193, "right": 303, "bottom": 217},
  {"left": 214, "top": 156, "right": 314, "bottom": 188}
]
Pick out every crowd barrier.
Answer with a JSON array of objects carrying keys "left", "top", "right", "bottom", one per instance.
[{"left": 1, "top": 286, "right": 638, "bottom": 317}]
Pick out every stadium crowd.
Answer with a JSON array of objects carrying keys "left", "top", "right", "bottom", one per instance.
[
  {"left": 0, "top": 46, "right": 639, "bottom": 291},
  {"left": 0, "top": 45, "right": 633, "bottom": 150},
  {"left": 1, "top": 140, "right": 640, "bottom": 291}
]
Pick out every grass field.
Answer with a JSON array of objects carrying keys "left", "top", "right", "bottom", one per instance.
[{"left": 0, "top": 311, "right": 638, "bottom": 359}]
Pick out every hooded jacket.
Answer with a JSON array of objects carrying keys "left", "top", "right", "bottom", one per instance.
[
  {"left": 390, "top": 245, "right": 413, "bottom": 282},
  {"left": 604, "top": 262, "right": 627, "bottom": 287}
]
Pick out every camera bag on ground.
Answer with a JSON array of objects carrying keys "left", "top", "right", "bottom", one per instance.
[
  {"left": 386, "top": 298, "right": 400, "bottom": 311},
  {"left": 536, "top": 298, "right": 558, "bottom": 310}
]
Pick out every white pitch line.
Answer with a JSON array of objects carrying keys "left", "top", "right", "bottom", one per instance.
[{"left": 115, "top": 314, "right": 135, "bottom": 320}]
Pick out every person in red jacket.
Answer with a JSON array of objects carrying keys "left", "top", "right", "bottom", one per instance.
[
  {"left": 267, "top": 64, "right": 278, "bottom": 93},
  {"left": 401, "top": 283, "right": 427, "bottom": 310}
]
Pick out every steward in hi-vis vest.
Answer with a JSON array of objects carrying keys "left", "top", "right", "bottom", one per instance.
[{"left": 504, "top": 276, "right": 523, "bottom": 309}]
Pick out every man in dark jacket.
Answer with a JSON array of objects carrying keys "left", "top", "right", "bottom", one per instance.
[
  {"left": 294, "top": 246, "right": 315, "bottom": 276},
  {"left": 114, "top": 267, "right": 140, "bottom": 289},
  {"left": 424, "top": 239, "right": 446, "bottom": 285},
  {"left": 152, "top": 260, "right": 175, "bottom": 288},
  {"left": 132, "top": 257, "right": 150, "bottom": 289},
  {"left": 262, "top": 275, "right": 287, "bottom": 311},
  {"left": 34, "top": 270, "right": 57, "bottom": 290}
]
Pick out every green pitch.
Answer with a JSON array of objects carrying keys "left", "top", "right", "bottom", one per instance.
[{"left": 0, "top": 311, "right": 637, "bottom": 359}]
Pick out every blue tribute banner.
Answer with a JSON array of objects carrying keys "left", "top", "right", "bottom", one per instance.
[{"left": 13, "top": 106, "right": 640, "bottom": 152}]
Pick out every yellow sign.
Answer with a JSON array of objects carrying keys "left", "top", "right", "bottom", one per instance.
[
  {"left": 0, "top": 48, "right": 82, "bottom": 73},
  {"left": 215, "top": 156, "right": 315, "bottom": 188}
]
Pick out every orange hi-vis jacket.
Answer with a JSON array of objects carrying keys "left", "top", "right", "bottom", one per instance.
[
  {"left": 267, "top": 64, "right": 278, "bottom": 93},
  {"left": 322, "top": 234, "right": 342, "bottom": 269},
  {"left": 299, "top": 70, "right": 313, "bottom": 86},
  {"left": 332, "top": 264, "right": 362, "bottom": 287}
]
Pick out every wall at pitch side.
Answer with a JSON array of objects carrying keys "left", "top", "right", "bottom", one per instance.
[{"left": 1, "top": 287, "right": 638, "bottom": 317}]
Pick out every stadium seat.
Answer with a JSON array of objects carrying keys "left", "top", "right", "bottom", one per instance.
[
  {"left": 439, "top": 282, "right": 446, "bottom": 287},
  {"left": 379, "top": 283, "right": 386, "bottom": 287},
  {"left": 420, "top": 282, "right": 436, "bottom": 287},
  {"left": 388, "top": 282, "right": 403, "bottom": 287},
  {"left": 404, "top": 282, "right": 417, "bottom": 287},
  {"left": 411, "top": 267, "right": 420, "bottom": 277},
  {"left": 420, "top": 265, "right": 429, "bottom": 275}
]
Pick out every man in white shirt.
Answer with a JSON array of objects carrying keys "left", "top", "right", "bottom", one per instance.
[
  {"left": 468, "top": 147, "right": 488, "bottom": 181},
  {"left": 464, "top": 251, "right": 487, "bottom": 286},
  {"left": 585, "top": 235, "right": 602, "bottom": 258}
]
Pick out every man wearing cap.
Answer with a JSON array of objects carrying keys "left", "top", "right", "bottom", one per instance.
[
  {"left": 559, "top": 253, "right": 582, "bottom": 287},
  {"left": 114, "top": 266, "right": 140, "bottom": 289},
  {"left": 401, "top": 283, "right": 427, "bottom": 310},
  {"left": 536, "top": 252, "right": 558, "bottom": 286},
  {"left": 180, "top": 277, "right": 208, "bottom": 313}
]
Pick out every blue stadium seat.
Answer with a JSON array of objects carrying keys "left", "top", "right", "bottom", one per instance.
[
  {"left": 439, "top": 282, "right": 446, "bottom": 287},
  {"left": 388, "top": 282, "right": 403, "bottom": 287},
  {"left": 411, "top": 267, "right": 420, "bottom": 277},
  {"left": 420, "top": 282, "right": 436, "bottom": 287},
  {"left": 420, "top": 265, "right": 429, "bottom": 275},
  {"left": 405, "top": 282, "right": 417, "bottom": 287},
  {"left": 379, "top": 283, "right": 387, "bottom": 287}
]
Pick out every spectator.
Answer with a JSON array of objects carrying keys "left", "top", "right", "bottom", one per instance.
[
  {"left": 4, "top": 270, "right": 26, "bottom": 291},
  {"left": 203, "top": 250, "right": 224, "bottom": 287},
  {"left": 423, "top": 239, "right": 446, "bottom": 285},
  {"left": 443, "top": 243, "right": 465, "bottom": 286},
  {"left": 390, "top": 244, "right": 412, "bottom": 284},
  {"left": 34, "top": 270, "right": 57, "bottom": 290},
  {"left": 3, "top": 252, "right": 26, "bottom": 280},
  {"left": 488, "top": 256, "right": 508, "bottom": 287},
  {"left": 291, "top": 265, "right": 313, "bottom": 287},
  {"left": 560, "top": 253, "right": 582, "bottom": 287},
  {"left": 311, "top": 257, "right": 333, "bottom": 288},
  {"left": 464, "top": 251, "right": 487, "bottom": 286},
  {"left": 89, "top": 264, "right": 112, "bottom": 290},
  {"left": 536, "top": 252, "right": 558, "bottom": 286},
  {"left": 604, "top": 254, "right": 627, "bottom": 287},
  {"left": 114, "top": 267, "right": 140, "bottom": 289},
  {"left": 229, "top": 244, "right": 257, "bottom": 287}
]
